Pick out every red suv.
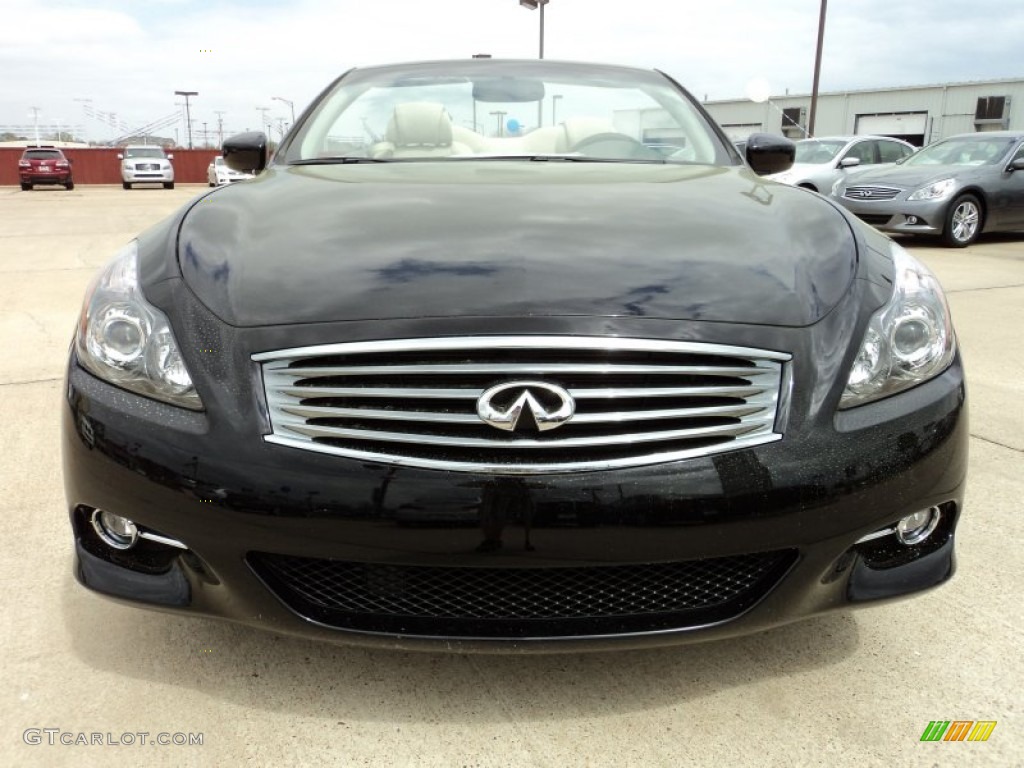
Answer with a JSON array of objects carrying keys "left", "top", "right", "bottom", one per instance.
[{"left": 18, "top": 146, "right": 74, "bottom": 191}]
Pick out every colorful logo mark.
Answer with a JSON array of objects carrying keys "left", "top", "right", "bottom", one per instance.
[{"left": 920, "top": 721, "right": 997, "bottom": 742}]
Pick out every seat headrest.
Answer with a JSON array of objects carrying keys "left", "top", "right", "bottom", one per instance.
[{"left": 386, "top": 103, "right": 453, "bottom": 147}]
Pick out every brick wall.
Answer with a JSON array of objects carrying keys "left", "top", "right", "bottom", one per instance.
[{"left": 1, "top": 148, "right": 221, "bottom": 185}]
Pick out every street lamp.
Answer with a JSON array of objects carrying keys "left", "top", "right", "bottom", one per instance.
[
  {"left": 271, "top": 96, "right": 295, "bottom": 124},
  {"left": 174, "top": 90, "right": 198, "bottom": 148},
  {"left": 518, "top": 0, "right": 549, "bottom": 59}
]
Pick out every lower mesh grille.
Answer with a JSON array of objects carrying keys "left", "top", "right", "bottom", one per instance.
[
  {"left": 249, "top": 550, "right": 797, "bottom": 637},
  {"left": 855, "top": 213, "right": 895, "bottom": 226}
]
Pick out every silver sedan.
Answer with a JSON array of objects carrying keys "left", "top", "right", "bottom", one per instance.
[
  {"left": 767, "top": 135, "right": 916, "bottom": 193},
  {"left": 831, "top": 131, "right": 1024, "bottom": 247}
]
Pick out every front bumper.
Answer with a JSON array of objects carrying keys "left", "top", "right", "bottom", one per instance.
[
  {"left": 837, "top": 195, "right": 950, "bottom": 236},
  {"left": 122, "top": 167, "right": 174, "bottom": 183},
  {"left": 62, "top": 321, "right": 968, "bottom": 652}
]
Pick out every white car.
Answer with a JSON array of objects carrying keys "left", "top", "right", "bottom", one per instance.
[
  {"left": 208, "top": 156, "right": 254, "bottom": 186},
  {"left": 767, "top": 135, "right": 916, "bottom": 193},
  {"left": 119, "top": 146, "right": 174, "bottom": 189}
]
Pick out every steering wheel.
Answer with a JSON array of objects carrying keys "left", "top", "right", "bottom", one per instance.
[{"left": 570, "top": 133, "right": 662, "bottom": 160}]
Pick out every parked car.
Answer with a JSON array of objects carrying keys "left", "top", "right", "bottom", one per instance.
[
  {"left": 207, "top": 155, "right": 254, "bottom": 186},
  {"left": 831, "top": 131, "right": 1024, "bottom": 247},
  {"left": 119, "top": 145, "right": 174, "bottom": 189},
  {"left": 18, "top": 145, "right": 73, "bottom": 190},
  {"left": 768, "top": 135, "right": 916, "bottom": 192},
  {"left": 63, "top": 59, "right": 967, "bottom": 653}
]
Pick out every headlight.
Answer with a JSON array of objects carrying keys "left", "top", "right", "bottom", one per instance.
[
  {"left": 907, "top": 178, "right": 955, "bottom": 201},
  {"left": 75, "top": 242, "right": 202, "bottom": 410},
  {"left": 840, "top": 242, "right": 956, "bottom": 408}
]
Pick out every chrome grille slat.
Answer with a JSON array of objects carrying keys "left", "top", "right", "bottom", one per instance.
[
  {"left": 279, "top": 363, "right": 777, "bottom": 377},
  {"left": 273, "top": 384, "right": 769, "bottom": 400},
  {"left": 256, "top": 336, "right": 791, "bottom": 474},
  {"left": 279, "top": 402, "right": 768, "bottom": 424},
  {"left": 277, "top": 416, "right": 775, "bottom": 448}
]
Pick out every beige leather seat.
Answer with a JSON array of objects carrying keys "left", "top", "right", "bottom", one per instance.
[{"left": 374, "top": 103, "right": 470, "bottom": 159}]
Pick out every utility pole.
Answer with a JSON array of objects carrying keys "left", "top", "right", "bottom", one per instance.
[
  {"left": 202, "top": 121, "right": 208, "bottom": 148},
  {"left": 174, "top": 90, "right": 198, "bottom": 149},
  {"left": 256, "top": 106, "right": 272, "bottom": 137},
  {"left": 214, "top": 111, "right": 226, "bottom": 146}
]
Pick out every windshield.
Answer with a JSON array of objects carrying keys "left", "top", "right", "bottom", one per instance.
[
  {"left": 793, "top": 140, "right": 845, "bottom": 164},
  {"left": 281, "top": 61, "right": 729, "bottom": 165},
  {"left": 125, "top": 147, "right": 166, "bottom": 159},
  {"left": 905, "top": 136, "right": 1016, "bottom": 166}
]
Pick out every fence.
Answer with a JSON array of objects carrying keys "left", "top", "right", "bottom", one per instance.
[{"left": 0, "top": 148, "right": 221, "bottom": 186}]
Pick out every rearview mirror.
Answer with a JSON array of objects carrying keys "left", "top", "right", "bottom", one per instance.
[
  {"left": 839, "top": 157, "right": 861, "bottom": 168},
  {"left": 1009, "top": 157, "right": 1024, "bottom": 172},
  {"left": 472, "top": 77, "right": 546, "bottom": 103},
  {"left": 223, "top": 132, "right": 268, "bottom": 174}
]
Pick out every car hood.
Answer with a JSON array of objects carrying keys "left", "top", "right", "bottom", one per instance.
[
  {"left": 844, "top": 164, "right": 977, "bottom": 189},
  {"left": 175, "top": 163, "right": 858, "bottom": 328}
]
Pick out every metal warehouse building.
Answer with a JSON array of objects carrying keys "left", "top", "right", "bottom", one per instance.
[{"left": 702, "top": 77, "right": 1024, "bottom": 147}]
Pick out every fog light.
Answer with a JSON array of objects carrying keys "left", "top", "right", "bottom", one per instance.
[
  {"left": 906, "top": 215, "right": 919, "bottom": 225},
  {"left": 896, "top": 506, "right": 940, "bottom": 545},
  {"left": 91, "top": 509, "right": 139, "bottom": 550}
]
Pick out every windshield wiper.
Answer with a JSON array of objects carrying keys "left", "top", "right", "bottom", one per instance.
[
  {"left": 451, "top": 155, "right": 667, "bottom": 164},
  {"left": 290, "top": 157, "right": 389, "bottom": 165}
]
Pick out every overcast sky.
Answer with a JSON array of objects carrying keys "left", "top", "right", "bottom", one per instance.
[{"left": 2, "top": 0, "right": 1022, "bottom": 143}]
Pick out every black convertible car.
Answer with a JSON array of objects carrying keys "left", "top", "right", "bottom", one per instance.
[{"left": 63, "top": 60, "right": 967, "bottom": 652}]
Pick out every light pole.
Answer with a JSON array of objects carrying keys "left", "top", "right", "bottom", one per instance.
[
  {"left": 518, "top": 0, "right": 549, "bottom": 59},
  {"left": 808, "top": 0, "right": 827, "bottom": 137},
  {"left": 490, "top": 110, "right": 507, "bottom": 137},
  {"left": 175, "top": 90, "right": 198, "bottom": 148},
  {"left": 29, "top": 107, "right": 41, "bottom": 144},
  {"left": 551, "top": 94, "right": 562, "bottom": 126},
  {"left": 271, "top": 96, "right": 295, "bottom": 124}
]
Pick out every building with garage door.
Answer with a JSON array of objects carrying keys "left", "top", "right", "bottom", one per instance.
[{"left": 701, "top": 77, "right": 1023, "bottom": 147}]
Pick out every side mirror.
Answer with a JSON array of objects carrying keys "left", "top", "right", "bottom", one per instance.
[
  {"left": 167, "top": 153, "right": 174, "bottom": 160},
  {"left": 1009, "top": 158, "right": 1024, "bottom": 172},
  {"left": 745, "top": 133, "right": 796, "bottom": 176},
  {"left": 838, "top": 157, "right": 861, "bottom": 168},
  {"left": 223, "top": 132, "right": 268, "bottom": 173},
  {"left": 117, "top": 153, "right": 124, "bottom": 160}
]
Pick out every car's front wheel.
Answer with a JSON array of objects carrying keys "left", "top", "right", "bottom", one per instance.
[
  {"left": 122, "top": 182, "right": 131, "bottom": 190},
  {"left": 66, "top": 178, "right": 74, "bottom": 190},
  {"left": 20, "top": 182, "right": 31, "bottom": 191},
  {"left": 942, "top": 194, "right": 982, "bottom": 248},
  {"left": 164, "top": 182, "right": 174, "bottom": 190}
]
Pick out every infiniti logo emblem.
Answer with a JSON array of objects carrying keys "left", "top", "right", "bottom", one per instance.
[{"left": 476, "top": 381, "right": 576, "bottom": 432}]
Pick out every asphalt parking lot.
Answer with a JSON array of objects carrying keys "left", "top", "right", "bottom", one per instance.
[{"left": 1, "top": 184, "right": 1021, "bottom": 767}]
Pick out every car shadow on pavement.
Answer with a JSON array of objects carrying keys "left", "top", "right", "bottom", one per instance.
[{"left": 60, "top": 569, "right": 859, "bottom": 723}]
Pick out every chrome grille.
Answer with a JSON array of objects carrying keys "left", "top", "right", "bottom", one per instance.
[
  {"left": 255, "top": 337, "right": 791, "bottom": 473},
  {"left": 843, "top": 185, "right": 902, "bottom": 201}
]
